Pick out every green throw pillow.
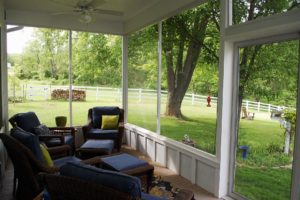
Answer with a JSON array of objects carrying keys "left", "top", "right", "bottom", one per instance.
[
  {"left": 101, "top": 115, "right": 119, "bottom": 130},
  {"left": 40, "top": 143, "right": 54, "bottom": 166}
]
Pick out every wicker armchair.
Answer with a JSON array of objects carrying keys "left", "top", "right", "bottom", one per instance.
[
  {"left": 0, "top": 133, "right": 101, "bottom": 200},
  {"left": 9, "top": 112, "right": 75, "bottom": 148},
  {"left": 0, "top": 133, "right": 58, "bottom": 200},
  {"left": 82, "top": 107, "right": 125, "bottom": 151}
]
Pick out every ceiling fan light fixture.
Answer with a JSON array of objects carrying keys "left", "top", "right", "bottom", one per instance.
[{"left": 79, "top": 12, "right": 92, "bottom": 23}]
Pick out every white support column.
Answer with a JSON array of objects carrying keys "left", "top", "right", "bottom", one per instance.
[
  {"left": 215, "top": 0, "right": 233, "bottom": 198},
  {"left": 122, "top": 36, "right": 129, "bottom": 123},
  {"left": 157, "top": 21, "right": 162, "bottom": 135},
  {"left": 0, "top": 20, "right": 8, "bottom": 131},
  {"left": 291, "top": 38, "right": 300, "bottom": 200},
  {"left": 68, "top": 30, "right": 73, "bottom": 127}
]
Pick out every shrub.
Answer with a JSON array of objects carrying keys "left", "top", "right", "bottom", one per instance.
[
  {"left": 51, "top": 89, "right": 86, "bottom": 101},
  {"left": 8, "top": 96, "right": 25, "bottom": 103}
]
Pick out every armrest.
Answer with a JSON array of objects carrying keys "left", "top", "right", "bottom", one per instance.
[
  {"left": 80, "top": 156, "right": 102, "bottom": 166},
  {"left": 47, "top": 144, "right": 72, "bottom": 159},
  {"left": 174, "top": 189, "right": 194, "bottom": 200},
  {"left": 49, "top": 127, "right": 76, "bottom": 136},
  {"left": 82, "top": 122, "right": 93, "bottom": 140},
  {"left": 39, "top": 134, "right": 65, "bottom": 145}
]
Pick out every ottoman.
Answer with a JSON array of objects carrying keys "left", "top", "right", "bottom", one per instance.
[
  {"left": 76, "top": 139, "right": 114, "bottom": 159},
  {"left": 100, "top": 153, "right": 154, "bottom": 192}
]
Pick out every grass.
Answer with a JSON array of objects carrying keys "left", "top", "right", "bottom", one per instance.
[
  {"left": 235, "top": 166, "right": 292, "bottom": 200},
  {"left": 8, "top": 99, "right": 294, "bottom": 199}
]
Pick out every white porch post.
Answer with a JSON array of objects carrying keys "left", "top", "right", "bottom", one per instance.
[
  {"left": 291, "top": 39, "right": 300, "bottom": 200},
  {"left": 157, "top": 21, "right": 162, "bottom": 135},
  {"left": 68, "top": 30, "right": 73, "bottom": 126},
  {"left": 122, "top": 36, "right": 129, "bottom": 123},
  {"left": 0, "top": 19, "right": 8, "bottom": 131},
  {"left": 215, "top": 0, "right": 233, "bottom": 197}
]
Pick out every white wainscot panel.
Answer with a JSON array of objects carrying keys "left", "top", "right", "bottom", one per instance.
[
  {"left": 146, "top": 138, "right": 155, "bottom": 160},
  {"left": 180, "top": 154, "right": 192, "bottom": 180},
  {"left": 137, "top": 135, "right": 145, "bottom": 154},
  {"left": 130, "top": 131, "right": 137, "bottom": 149},
  {"left": 196, "top": 160, "right": 215, "bottom": 194},
  {"left": 155, "top": 142, "right": 165, "bottom": 165},
  {"left": 124, "top": 129, "right": 130, "bottom": 145},
  {"left": 167, "top": 147, "right": 178, "bottom": 173}
]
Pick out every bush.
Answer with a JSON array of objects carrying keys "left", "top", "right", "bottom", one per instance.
[
  {"left": 8, "top": 96, "right": 25, "bottom": 103},
  {"left": 51, "top": 89, "right": 86, "bottom": 101}
]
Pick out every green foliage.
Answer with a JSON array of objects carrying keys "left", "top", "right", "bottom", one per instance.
[
  {"left": 128, "top": 25, "right": 158, "bottom": 89},
  {"left": 233, "top": 0, "right": 300, "bottom": 24},
  {"left": 283, "top": 109, "right": 296, "bottom": 125}
]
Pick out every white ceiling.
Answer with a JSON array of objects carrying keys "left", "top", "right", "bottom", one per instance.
[{"left": 3, "top": 0, "right": 205, "bottom": 35}]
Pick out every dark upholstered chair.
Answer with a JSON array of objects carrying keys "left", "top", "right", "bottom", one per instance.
[
  {"left": 40, "top": 162, "right": 194, "bottom": 200},
  {"left": 82, "top": 107, "right": 124, "bottom": 151},
  {"left": 0, "top": 133, "right": 100, "bottom": 200},
  {"left": 0, "top": 133, "right": 57, "bottom": 200},
  {"left": 9, "top": 112, "right": 75, "bottom": 148}
]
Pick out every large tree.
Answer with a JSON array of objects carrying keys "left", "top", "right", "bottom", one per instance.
[{"left": 162, "top": 1, "right": 219, "bottom": 118}]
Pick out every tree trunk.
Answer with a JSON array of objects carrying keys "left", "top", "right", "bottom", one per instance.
[
  {"left": 163, "top": 12, "right": 210, "bottom": 118},
  {"left": 165, "top": 91, "right": 184, "bottom": 118}
]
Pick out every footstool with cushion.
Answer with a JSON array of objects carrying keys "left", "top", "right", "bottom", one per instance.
[
  {"left": 99, "top": 153, "right": 154, "bottom": 192},
  {"left": 76, "top": 139, "right": 114, "bottom": 159}
]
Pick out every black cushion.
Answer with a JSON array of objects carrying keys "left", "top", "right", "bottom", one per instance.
[
  {"left": 34, "top": 124, "right": 51, "bottom": 135},
  {"left": 91, "top": 107, "right": 120, "bottom": 128},
  {"left": 13, "top": 112, "right": 41, "bottom": 133},
  {"left": 10, "top": 127, "right": 44, "bottom": 163},
  {"left": 60, "top": 162, "right": 142, "bottom": 198}
]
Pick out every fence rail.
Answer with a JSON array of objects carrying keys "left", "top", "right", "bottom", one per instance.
[{"left": 9, "top": 84, "right": 286, "bottom": 112}]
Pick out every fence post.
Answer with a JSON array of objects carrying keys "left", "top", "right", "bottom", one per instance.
[
  {"left": 23, "top": 85, "right": 25, "bottom": 100},
  {"left": 258, "top": 101, "right": 260, "bottom": 112},
  {"left": 268, "top": 104, "right": 271, "bottom": 112},
  {"left": 29, "top": 86, "right": 33, "bottom": 101},
  {"left": 139, "top": 88, "right": 142, "bottom": 102},
  {"left": 44, "top": 87, "right": 48, "bottom": 100},
  {"left": 96, "top": 87, "right": 99, "bottom": 101},
  {"left": 246, "top": 101, "right": 249, "bottom": 110},
  {"left": 192, "top": 93, "right": 195, "bottom": 105},
  {"left": 118, "top": 88, "right": 122, "bottom": 102},
  {"left": 49, "top": 84, "right": 52, "bottom": 100}
]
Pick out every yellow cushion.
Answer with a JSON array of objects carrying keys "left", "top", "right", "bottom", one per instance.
[
  {"left": 40, "top": 143, "right": 54, "bottom": 166},
  {"left": 101, "top": 115, "right": 119, "bottom": 130}
]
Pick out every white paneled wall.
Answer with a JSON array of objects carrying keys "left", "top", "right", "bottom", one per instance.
[{"left": 125, "top": 124, "right": 219, "bottom": 196}]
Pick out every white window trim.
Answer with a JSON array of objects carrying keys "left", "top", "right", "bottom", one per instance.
[{"left": 228, "top": 33, "right": 300, "bottom": 200}]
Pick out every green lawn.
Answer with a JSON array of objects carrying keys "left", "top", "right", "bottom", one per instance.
[
  {"left": 8, "top": 99, "right": 293, "bottom": 199},
  {"left": 235, "top": 166, "right": 291, "bottom": 200}
]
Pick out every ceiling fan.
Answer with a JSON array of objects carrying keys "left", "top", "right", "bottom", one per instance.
[{"left": 50, "top": 0, "right": 123, "bottom": 23}]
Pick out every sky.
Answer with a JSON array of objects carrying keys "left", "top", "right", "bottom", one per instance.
[{"left": 7, "top": 26, "right": 34, "bottom": 54}]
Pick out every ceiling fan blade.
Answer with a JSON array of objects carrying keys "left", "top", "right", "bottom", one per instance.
[
  {"left": 90, "top": 0, "right": 106, "bottom": 8},
  {"left": 77, "top": 0, "right": 93, "bottom": 7},
  {"left": 50, "top": 0, "right": 78, "bottom": 7},
  {"left": 51, "top": 11, "right": 78, "bottom": 16},
  {"left": 93, "top": 9, "right": 123, "bottom": 16}
]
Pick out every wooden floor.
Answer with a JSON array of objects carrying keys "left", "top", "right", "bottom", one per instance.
[{"left": 0, "top": 145, "right": 219, "bottom": 200}]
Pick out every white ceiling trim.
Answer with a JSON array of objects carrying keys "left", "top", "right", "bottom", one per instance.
[{"left": 5, "top": 9, "right": 124, "bottom": 34}]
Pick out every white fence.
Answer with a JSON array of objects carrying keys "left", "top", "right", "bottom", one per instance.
[{"left": 9, "top": 84, "right": 284, "bottom": 112}]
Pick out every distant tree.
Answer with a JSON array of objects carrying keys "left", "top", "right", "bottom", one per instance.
[
  {"left": 72, "top": 32, "right": 121, "bottom": 86},
  {"left": 162, "top": 1, "right": 219, "bottom": 118}
]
